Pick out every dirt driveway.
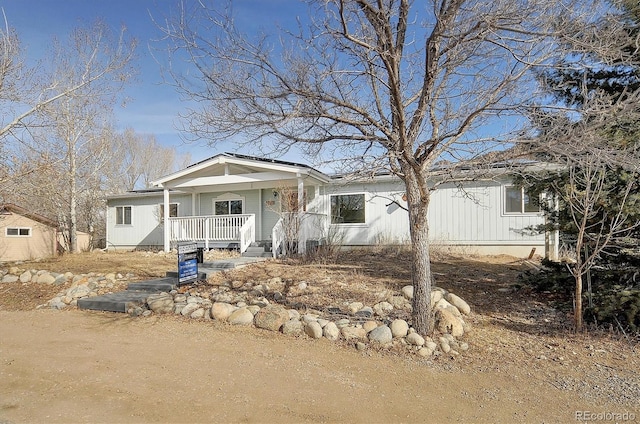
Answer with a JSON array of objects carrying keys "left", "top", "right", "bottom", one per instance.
[{"left": 1, "top": 309, "right": 635, "bottom": 424}]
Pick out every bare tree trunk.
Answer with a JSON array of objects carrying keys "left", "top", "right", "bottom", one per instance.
[
  {"left": 575, "top": 272, "right": 583, "bottom": 331},
  {"left": 406, "top": 176, "right": 432, "bottom": 335},
  {"left": 69, "top": 173, "right": 78, "bottom": 253}
]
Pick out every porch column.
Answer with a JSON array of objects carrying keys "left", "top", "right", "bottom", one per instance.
[
  {"left": 297, "top": 175, "right": 305, "bottom": 254},
  {"left": 297, "top": 176, "right": 304, "bottom": 213},
  {"left": 163, "top": 187, "right": 170, "bottom": 252}
]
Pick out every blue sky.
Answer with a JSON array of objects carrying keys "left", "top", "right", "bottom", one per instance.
[{"left": 1, "top": 0, "right": 309, "bottom": 165}]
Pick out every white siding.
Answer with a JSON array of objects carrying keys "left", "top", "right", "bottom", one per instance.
[
  {"left": 107, "top": 193, "right": 192, "bottom": 249},
  {"left": 327, "top": 177, "right": 545, "bottom": 254}
]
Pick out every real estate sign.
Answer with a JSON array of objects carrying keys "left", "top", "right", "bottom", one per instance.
[{"left": 177, "top": 242, "right": 198, "bottom": 285}]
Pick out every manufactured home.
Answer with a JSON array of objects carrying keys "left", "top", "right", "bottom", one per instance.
[{"left": 106, "top": 153, "right": 557, "bottom": 258}]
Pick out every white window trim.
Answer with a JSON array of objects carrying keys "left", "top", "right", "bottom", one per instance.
[
  {"left": 213, "top": 193, "right": 245, "bottom": 215},
  {"left": 330, "top": 192, "right": 367, "bottom": 225},
  {"left": 115, "top": 205, "right": 133, "bottom": 226},
  {"left": 5, "top": 227, "right": 32, "bottom": 237},
  {"left": 502, "top": 185, "right": 540, "bottom": 215}
]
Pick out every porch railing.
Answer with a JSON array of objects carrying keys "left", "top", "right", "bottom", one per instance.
[{"left": 168, "top": 214, "right": 255, "bottom": 253}]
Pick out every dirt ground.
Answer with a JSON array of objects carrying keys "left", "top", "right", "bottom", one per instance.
[{"left": 1, "top": 249, "right": 639, "bottom": 423}]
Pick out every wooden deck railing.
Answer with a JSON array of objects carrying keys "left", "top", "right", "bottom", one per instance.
[{"left": 168, "top": 214, "right": 255, "bottom": 252}]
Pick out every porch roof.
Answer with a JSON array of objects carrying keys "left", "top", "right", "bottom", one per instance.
[{"left": 151, "top": 152, "right": 331, "bottom": 193}]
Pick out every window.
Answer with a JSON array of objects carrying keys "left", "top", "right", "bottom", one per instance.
[
  {"left": 6, "top": 227, "right": 31, "bottom": 237},
  {"left": 505, "top": 186, "right": 539, "bottom": 214},
  {"left": 159, "top": 203, "right": 178, "bottom": 221},
  {"left": 331, "top": 194, "right": 365, "bottom": 224},
  {"left": 116, "top": 206, "right": 132, "bottom": 225},
  {"left": 214, "top": 199, "right": 243, "bottom": 215}
]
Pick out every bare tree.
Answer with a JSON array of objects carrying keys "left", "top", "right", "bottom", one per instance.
[
  {"left": 160, "top": 0, "right": 618, "bottom": 334},
  {"left": 115, "top": 128, "right": 191, "bottom": 191},
  {"left": 4, "top": 21, "right": 137, "bottom": 253}
]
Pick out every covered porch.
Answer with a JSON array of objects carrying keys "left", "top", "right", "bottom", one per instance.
[
  {"left": 168, "top": 214, "right": 256, "bottom": 253},
  {"left": 152, "top": 153, "right": 331, "bottom": 256}
]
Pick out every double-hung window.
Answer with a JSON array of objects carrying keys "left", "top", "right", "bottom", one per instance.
[
  {"left": 116, "top": 206, "right": 132, "bottom": 225},
  {"left": 504, "top": 186, "right": 540, "bottom": 214}
]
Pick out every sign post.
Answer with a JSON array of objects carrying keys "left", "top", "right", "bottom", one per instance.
[{"left": 177, "top": 242, "right": 198, "bottom": 286}]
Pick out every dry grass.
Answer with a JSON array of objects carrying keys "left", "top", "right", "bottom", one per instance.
[{"left": 2, "top": 248, "right": 639, "bottom": 408}]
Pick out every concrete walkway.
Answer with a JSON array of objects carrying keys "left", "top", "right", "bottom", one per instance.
[{"left": 78, "top": 256, "right": 268, "bottom": 313}]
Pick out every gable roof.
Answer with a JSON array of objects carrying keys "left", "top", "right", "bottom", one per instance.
[
  {"left": 0, "top": 204, "right": 58, "bottom": 228},
  {"left": 151, "top": 152, "right": 331, "bottom": 191}
]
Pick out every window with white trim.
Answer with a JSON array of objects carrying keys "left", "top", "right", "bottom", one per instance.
[
  {"left": 504, "top": 186, "right": 540, "bottom": 214},
  {"left": 214, "top": 199, "right": 243, "bottom": 215},
  {"left": 331, "top": 193, "right": 366, "bottom": 224},
  {"left": 5, "top": 227, "right": 31, "bottom": 237},
  {"left": 116, "top": 206, "right": 132, "bottom": 225}
]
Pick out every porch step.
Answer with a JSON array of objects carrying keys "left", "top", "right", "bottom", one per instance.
[
  {"left": 77, "top": 257, "right": 268, "bottom": 314},
  {"left": 77, "top": 276, "right": 179, "bottom": 313},
  {"left": 242, "top": 245, "right": 272, "bottom": 258}
]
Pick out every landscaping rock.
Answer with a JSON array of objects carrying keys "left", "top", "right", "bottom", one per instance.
[
  {"left": 362, "top": 321, "right": 378, "bottom": 333},
  {"left": 348, "top": 302, "right": 364, "bottom": 314},
  {"left": 2, "top": 274, "right": 18, "bottom": 283},
  {"left": 323, "top": 322, "right": 340, "bottom": 341},
  {"left": 435, "top": 308, "right": 464, "bottom": 337},
  {"left": 228, "top": 308, "right": 255, "bottom": 325},
  {"left": 373, "top": 301, "right": 393, "bottom": 316},
  {"left": 282, "top": 319, "right": 304, "bottom": 335},
  {"left": 147, "top": 293, "right": 175, "bottom": 314},
  {"left": 341, "top": 326, "right": 367, "bottom": 341},
  {"left": 254, "top": 305, "right": 290, "bottom": 332},
  {"left": 406, "top": 332, "right": 425, "bottom": 347},
  {"left": 181, "top": 303, "right": 201, "bottom": 317},
  {"left": 210, "top": 302, "right": 237, "bottom": 321},
  {"left": 37, "top": 273, "right": 56, "bottom": 285},
  {"left": 368, "top": 325, "right": 392, "bottom": 344},
  {"left": 305, "top": 321, "right": 323, "bottom": 339},
  {"left": 190, "top": 308, "right": 206, "bottom": 319},
  {"left": 446, "top": 292, "right": 471, "bottom": 315},
  {"left": 401, "top": 285, "right": 414, "bottom": 300},
  {"left": 19, "top": 271, "right": 32, "bottom": 283},
  {"left": 390, "top": 319, "right": 409, "bottom": 338}
]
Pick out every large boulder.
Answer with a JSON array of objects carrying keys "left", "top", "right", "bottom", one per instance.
[
  {"left": 228, "top": 307, "right": 255, "bottom": 325},
  {"left": 305, "top": 321, "right": 323, "bottom": 339},
  {"left": 341, "top": 326, "right": 367, "bottom": 341},
  {"left": 36, "top": 273, "right": 56, "bottom": 285},
  {"left": 390, "top": 319, "right": 409, "bottom": 338},
  {"left": 368, "top": 325, "right": 392, "bottom": 344},
  {"left": 254, "top": 305, "right": 290, "bottom": 332},
  {"left": 435, "top": 307, "right": 464, "bottom": 337},
  {"left": 210, "top": 302, "right": 237, "bottom": 321},
  {"left": 323, "top": 322, "right": 340, "bottom": 341},
  {"left": 282, "top": 319, "right": 304, "bottom": 335},
  {"left": 147, "top": 293, "right": 175, "bottom": 314},
  {"left": 446, "top": 293, "right": 471, "bottom": 315}
]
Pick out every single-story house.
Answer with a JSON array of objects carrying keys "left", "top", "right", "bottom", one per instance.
[
  {"left": 105, "top": 153, "right": 559, "bottom": 259},
  {"left": 0, "top": 204, "right": 91, "bottom": 262}
]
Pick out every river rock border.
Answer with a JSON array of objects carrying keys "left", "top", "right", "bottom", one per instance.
[{"left": 1, "top": 267, "right": 472, "bottom": 358}]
